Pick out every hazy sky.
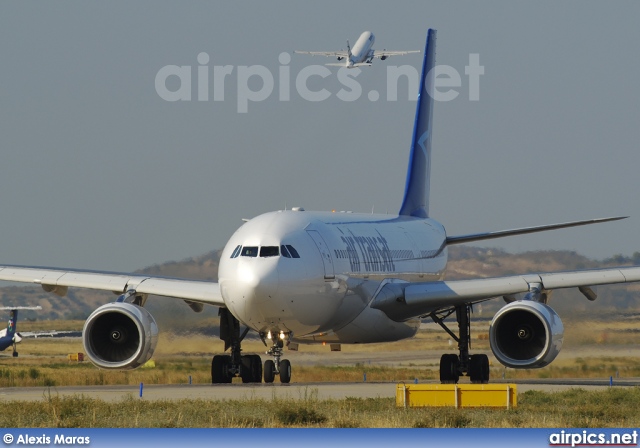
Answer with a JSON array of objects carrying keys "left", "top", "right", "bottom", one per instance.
[{"left": 1, "top": 1, "right": 640, "bottom": 272}]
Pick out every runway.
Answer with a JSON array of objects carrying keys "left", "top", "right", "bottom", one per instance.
[{"left": 1, "top": 378, "right": 638, "bottom": 402}]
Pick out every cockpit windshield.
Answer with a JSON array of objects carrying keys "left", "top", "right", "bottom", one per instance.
[
  {"left": 259, "top": 246, "right": 279, "bottom": 257},
  {"left": 230, "top": 245, "right": 300, "bottom": 258},
  {"left": 240, "top": 246, "right": 258, "bottom": 257}
]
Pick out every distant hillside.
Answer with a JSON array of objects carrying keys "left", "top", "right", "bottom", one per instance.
[
  {"left": 1, "top": 247, "right": 639, "bottom": 323},
  {"left": 446, "top": 247, "right": 640, "bottom": 313}
]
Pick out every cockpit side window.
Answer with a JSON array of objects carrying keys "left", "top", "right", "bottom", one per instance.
[
  {"left": 286, "top": 245, "right": 300, "bottom": 258},
  {"left": 230, "top": 245, "right": 242, "bottom": 258},
  {"left": 280, "top": 245, "right": 291, "bottom": 258},
  {"left": 241, "top": 246, "right": 258, "bottom": 257},
  {"left": 260, "top": 246, "right": 279, "bottom": 257}
]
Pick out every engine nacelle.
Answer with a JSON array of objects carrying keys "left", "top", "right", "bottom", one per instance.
[
  {"left": 82, "top": 302, "right": 158, "bottom": 370},
  {"left": 489, "top": 300, "right": 563, "bottom": 369}
]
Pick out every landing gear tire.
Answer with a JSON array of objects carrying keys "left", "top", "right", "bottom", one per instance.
[
  {"left": 12, "top": 352, "right": 17, "bottom": 358},
  {"left": 439, "top": 354, "right": 459, "bottom": 384},
  {"left": 211, "top": 354, "right": 232, "bottom": 384},
  {"left": 264, "top": 360, "right": 276, "bottom": 383},
  {"left": 469, "top": 354, "right": 490, "bottom": 384},
  {"left": 250, "top": 354, "right": 263, "bottom": 383},
  {"left": 241, "top": 354, "right": 263, "bottom": 383},
  {"left": 279, "top": 359, "right": 292, "bottom": 384}
]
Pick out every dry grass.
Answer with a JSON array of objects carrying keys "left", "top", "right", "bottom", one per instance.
[
  {"left": 2, "top": 387, "right": 640, "bottom": 427},
  {"left": 3, "top": 316, "right": 640, "bottom": 427}
]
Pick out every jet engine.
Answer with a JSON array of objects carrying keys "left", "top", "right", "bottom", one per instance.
[
  {"left": 489, "top": 300, "right": 563, "bottom": 369},
  {"left": 82, "top": 302, "right": 158, "bottom": 370}
]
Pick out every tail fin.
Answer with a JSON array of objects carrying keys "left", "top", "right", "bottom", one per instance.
[
  {"left": 399, "top": 29, "right": 437, "bottom": 218},
  {"left": 6, "top": 310, "right": 17, "bottom": 336}
]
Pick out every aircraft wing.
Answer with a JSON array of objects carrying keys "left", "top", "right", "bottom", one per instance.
[
  {"left": 373, "top": 50, "right": 420, "bottom": 58},
  {"left": 18, "top": 330, "right": 81, "bottom": 338},
  {"left": 0, "top": 265, "right": 224, "bottom": 307},
  {"left": 294, "top": 50, "right": 349, "bottom": 58},
  {"left": 370, "top": 266, "right": 640, "bottom": 321}
]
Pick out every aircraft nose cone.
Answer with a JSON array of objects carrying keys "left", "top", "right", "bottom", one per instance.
[{"left": 225, "top": 260, "right": 279, "bottom": 325}]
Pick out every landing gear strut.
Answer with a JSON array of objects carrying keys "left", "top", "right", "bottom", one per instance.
[
  {"left": 430, "top": 305, "right": 489, "bottom": 384},
  {"left": 261, "top": 331, "right": 292, "bottom": 384},
  {"left": 211, "top": 309, "right": 262, "bottom": 384}
]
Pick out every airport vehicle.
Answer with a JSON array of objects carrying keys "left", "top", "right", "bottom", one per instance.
[
  {"left": 0, "top": 306, "right": 42, "bottom": 357},
  {"left": 295, "top": 31, "right": 419, "bottom": 68},
  {"left": 0, "top": 29, "right": 639, "bottom": 384}
]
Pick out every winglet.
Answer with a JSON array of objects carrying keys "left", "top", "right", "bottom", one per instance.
[{"left": 399, "top": 29, "right": 437, "bottom": 218}]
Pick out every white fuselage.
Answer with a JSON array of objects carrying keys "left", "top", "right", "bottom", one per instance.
[
  {"left": 347, "top": 31, "right": 375, "bottom": 67},
  {"left": 218, "top": 209, "right": 448, "bottom": 344}
]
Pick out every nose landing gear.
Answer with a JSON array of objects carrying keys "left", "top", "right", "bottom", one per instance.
[
  {"left": 261, "top": 331, "right": 292, "bottom": 384},
  {"left": 211, "top": 309, "right": 293, "bottom": 384}
]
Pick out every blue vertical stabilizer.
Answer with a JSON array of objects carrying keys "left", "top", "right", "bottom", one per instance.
[
  {"left": 6, "top": 310, "right": 17, "bottom": 337},
  {"left": 398, "top": 29, "right": 437, "bottom": 218}
]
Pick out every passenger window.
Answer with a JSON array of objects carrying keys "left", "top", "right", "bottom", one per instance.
[
  {"left": 286, "top": 245, "right": 300, "bottom": 258},
  {"left": 241, "top": 246, "right": 258, "bottom": 257},
  {"left": 230, "top": 245, "right": 242, "bottom": 258},
  {"left": 280, "top": 245, "right": 291, "bottom": 258},
  {"left": 260, "top": 246, "right": 279, "bottom": 257}
]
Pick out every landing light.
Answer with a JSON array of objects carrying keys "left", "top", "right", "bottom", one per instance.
[
  {"left": 267, "top": 331, "right": 272, "bottom": 340},
  {"left": 279, "top": 331, "right": 285, "bottom": 340}
]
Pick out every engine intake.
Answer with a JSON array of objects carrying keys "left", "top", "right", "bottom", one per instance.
[
  {"left": 83, "top": 302, "right": 158, "bottom": 370},
  {"left": 489, "top": 300, "right": 563, "bottom": 369}
]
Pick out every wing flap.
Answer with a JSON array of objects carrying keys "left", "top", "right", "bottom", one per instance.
[
  {"left": 540, "top": 270, "right": 627, "bottom": 289},
  {"left": 56, "top": 272, "right": 143, "bottom": 292},
  {"left": 405, "top": 275, "right": 533, "bottom": 305},
  {"left": 135, "top": 278, "right": 222, "bottom": 304},
  {"left": 0, "top": 267, "right": 67, "bottom": 284}
]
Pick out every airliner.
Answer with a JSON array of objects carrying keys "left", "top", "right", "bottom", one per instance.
[
  {"left": 1, "top": 29, "right": 639, "bottom": 384},
  {"left": 295, "top": 31, "right": 419, "bottom": 68},
  {"left": 0, "top": 306, "right": 42, "bottom": 357}
]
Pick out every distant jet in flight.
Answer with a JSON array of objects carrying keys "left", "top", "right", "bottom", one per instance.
[{"left": 295, "top": 31, "right": 419, "bottom": 68}]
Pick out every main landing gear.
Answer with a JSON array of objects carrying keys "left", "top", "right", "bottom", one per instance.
[
  {"left": 211, "top": 309, "right": 293, "bottom": 384},
  {"left": 211, "top": 308, "right": 262, "bottom": 383},
  {"left": 430, "top": 305, "right": 489, "bottom": 384}
]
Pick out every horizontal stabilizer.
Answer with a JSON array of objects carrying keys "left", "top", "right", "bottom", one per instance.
[
  {"left": 0, "top": 306, "right": 42, "bottom": 311},
  {"left": 445, "top": 216, "right": 627, "bottom": 246}
]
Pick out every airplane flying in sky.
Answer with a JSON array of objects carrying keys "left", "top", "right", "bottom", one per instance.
[
  {"left": 295, "top": 31, "right": 419, "bottom": 68},
  {"left": 1, "top": 29, "right": 639, "bottom": 384},
  {"left": 0, "top": 306, "right": 42, "bottom": 357}
]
